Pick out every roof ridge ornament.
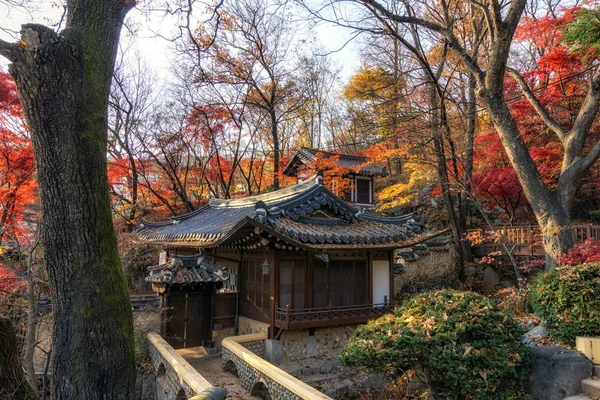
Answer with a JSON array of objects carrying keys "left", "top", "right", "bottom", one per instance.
[
  {"left": 255, "top": 200, "right": 268, "bottom": 223},
  {"left": 316, "top": 170, "right": 324, "bottom": 186}
]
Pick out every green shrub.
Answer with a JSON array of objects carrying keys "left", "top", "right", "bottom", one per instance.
[
  {"left": 339, "top": 289, "right": 531, "bottom": 400},
  {"left": 530, "top": 262, "right": 600, "bottom": 345}
]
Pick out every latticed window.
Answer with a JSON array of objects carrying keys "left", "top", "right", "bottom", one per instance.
[
  {"left": 241, "top": 259, "right": 270, "bottom": 314},
  {"left": 279, "top": 260, "right": 306, "bottom": 309},
  {"left": 313, "top": 260, "right": 367, "bottom": 308}
]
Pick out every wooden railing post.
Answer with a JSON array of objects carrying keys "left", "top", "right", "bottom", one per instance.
[
  {"left": 329, "top": 302, "right": 332, "bottom": 319},
  {"left": 588, "top": 224, "right": 593, "bottom": 241},
  {"left": 285, "top": 304, "right": 290, "bottom": 323}
]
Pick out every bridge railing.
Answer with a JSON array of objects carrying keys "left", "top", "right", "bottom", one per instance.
[
  {"left": 147, "top": 332, "right": 218, "bottom": 399},
  {"left": 221, "top": 333, "right": 332, "bottom": 399},
  {"left": 467, "top": 224, "right": 600, "bottom": 257}
]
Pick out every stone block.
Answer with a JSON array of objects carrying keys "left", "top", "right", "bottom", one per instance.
[
  {"left": 306, "top": 336, "right": 317, "bottom": 358},
  {"left": 525, "top": 346, "right": 593, "bottom": 400},
  {"left": 582, "top": 378, "right": 600, "bottom": 398},
  {"left": 482, "top": 266, "right": 501, "bottom": 285},
  {"left": 524, "top": 325, "right": 548, "bottom": 338},
  {"left": 265, "top": 339, "right": 282, "bottom": 365}
]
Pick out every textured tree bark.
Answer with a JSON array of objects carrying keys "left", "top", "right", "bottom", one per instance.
[
  {"left": 0, "top": 1, "right": 136, "bottom": 398},
  {"left": 0, "top": 317, "right": 38, "bottom": 400}
]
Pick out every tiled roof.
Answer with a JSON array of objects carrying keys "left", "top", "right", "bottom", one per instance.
[
  {"left": 282, "top": 148, "right": 387, "bottom": 177},
  {"left": 146, "top": 255, "right": 228, "bottom": 285},
  {"left": 136, "top": 175, "right": 424, "bottom": 249}
]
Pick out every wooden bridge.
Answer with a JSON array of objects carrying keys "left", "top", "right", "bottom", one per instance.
[{"left": 468, "top": 224, "right": 600, "bottom": 257}]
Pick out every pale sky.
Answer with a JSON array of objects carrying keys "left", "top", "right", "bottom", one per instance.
[{"left": 0, "top": 1, "right": 361, "bottom": 85}]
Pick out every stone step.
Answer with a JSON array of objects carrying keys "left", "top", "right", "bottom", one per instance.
[
  {"left": 595, "top": 364, "right": 600, "bottom": 377},
  {"left": 582, "top": 378, "right": 600, "bottom": 398}
]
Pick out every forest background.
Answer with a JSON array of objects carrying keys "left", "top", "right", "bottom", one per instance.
[{"left": 1, "top": 0, "right": 600, "bottom": 293}]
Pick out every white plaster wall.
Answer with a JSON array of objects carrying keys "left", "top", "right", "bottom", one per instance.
[{"left": 372, "top": 260, "right": 390, "bottom": 304}]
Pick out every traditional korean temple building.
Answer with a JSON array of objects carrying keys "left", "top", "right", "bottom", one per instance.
[
  {"left": 138, "top": 174, "right": 424, "bottom": 354},
  {"left": 282, "top": 148, "right": 387, "bottom": 205}
]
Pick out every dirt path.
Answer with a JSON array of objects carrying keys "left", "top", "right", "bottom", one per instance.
[{"left": 177, "top": 347, "right": 255, "bottom": 399}]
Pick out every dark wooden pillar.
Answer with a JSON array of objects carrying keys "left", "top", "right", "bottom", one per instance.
[
  {"left": 367, "top": 250, "right": 373, "bottom": 303},
  {"left": 388, "top": 250, "right": 395, "bottom": 302},
  {"left": 306, "top": 251, "right": 314, "bottom": 308},
  {"left": 269, "top": 246, "right": 277, "bottom": 339}
]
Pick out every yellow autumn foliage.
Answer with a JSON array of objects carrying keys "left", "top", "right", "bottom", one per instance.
[{"left": 377, "top": 163, "right": 435, "bottom": 212}]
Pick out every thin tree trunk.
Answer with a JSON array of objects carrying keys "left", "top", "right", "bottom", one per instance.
[
  {"left": 0, "top": 317, "right": 38, "bottom": 400},
  {"left": 429, "top": 84, "right": 467, "bottom": 282},
  {"left": 1, "top": 1, "right": 136, "bottom": 397},
  {"left": 271, "top": 108, "right": 280, "bottom": 190},
  {"left": 459, "top": 72, "right": 477, "bottom": 263}
]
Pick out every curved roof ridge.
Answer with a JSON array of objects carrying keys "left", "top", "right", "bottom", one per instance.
[
  {"left": 359, "top": 212, "right": 414, "bottom": 224},
  {"left": 303, "top": 147, "right": 368, "bottom": 161},
  {"left": 209, "top": 174, "right": 321, "bottom": 208},
  {"left": 138, "top": 204, "right": 211, "bottom": 228}
]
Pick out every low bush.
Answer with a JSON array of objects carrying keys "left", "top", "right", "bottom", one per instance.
[
  {"left": 339, "top": 289, "right": 531, "bottom": 399},
  {"left": 530, "top": 261, "right": 600, "bottom": 344},
  {"left": 558, "top": 238, "right": 600, "bottom": 266}
]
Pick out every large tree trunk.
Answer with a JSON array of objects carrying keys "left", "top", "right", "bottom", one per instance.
[
  {"left": 538, "top": 204, "right": 575, "bottom": 267},
  {"left": 481, "top": 94, "right": 576, "bottom": 268},
  {"left": 0, "top": 1, "right": 136, "bottom": 397},
  {"left": 0, "top": 317, "right": 38, "bottom": 400}
]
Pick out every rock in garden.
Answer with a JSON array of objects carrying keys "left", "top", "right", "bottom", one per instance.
[
  {"left": 482, "top": 267, "right": 501, "bottom": 285},
  {"left": 523, "top": 319, "right": 536, "bottom": 331},
  {"left": 525, "top": 346, "right": 593, "bottom": 400},
  {"left": 525, "top": 325, "right": 548, "bottom": 338},
  {"left": 467, "top": 266, "right": 478, "bottom": 276}
]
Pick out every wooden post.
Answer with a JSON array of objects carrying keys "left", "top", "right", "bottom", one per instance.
[
  {"left": 388, "top": 250, "right": 395, "bottom": 303},
  {"left": 329, "top": 302, "right": 332, "bottom": 319},
  {"left": 269, "top": 247, "right": 277, "bottom": 339},
  {"left": 384, "top": 295, "right": 388, "bottom": 305},
  {"left": 285, "top": 304, "right": 290, "bottom": 323},
  {"left": 367, "top": 250, "right": 373, "bottom": 303},
  {"left": 588, "top": 224, "right": 592, "bottom": 242}
]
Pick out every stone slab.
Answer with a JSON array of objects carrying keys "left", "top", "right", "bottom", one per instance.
[{"left": 582, "top": 378, "right": 600, "bottom": 398}]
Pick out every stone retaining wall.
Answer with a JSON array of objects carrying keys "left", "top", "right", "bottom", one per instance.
[
  {"left": 394, "top": 244, "right": 457, "bottom": 296},
  {"left": 221, "top": 333, "right": 331, "bottom": 400}
]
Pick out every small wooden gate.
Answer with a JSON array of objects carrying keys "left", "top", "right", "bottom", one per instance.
[{"left": 164, "top": 288, "right": 213, "bottom": 349}]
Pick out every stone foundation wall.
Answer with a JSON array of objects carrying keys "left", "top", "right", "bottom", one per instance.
[
  {"left": 237, "top": 316, "right": 269, "bottom": 336},
  {"left": 280, "top": 325, "right": 358, "bottom": 363},
  {"left": 212, "top": 327, "right": 236, "bottom": 350}
]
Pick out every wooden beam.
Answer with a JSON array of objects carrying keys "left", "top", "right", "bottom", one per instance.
[{"left": 389, "top": 250, "right": 395, "bottom": 301}]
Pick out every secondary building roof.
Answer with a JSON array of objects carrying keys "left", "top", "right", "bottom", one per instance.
[
  {"left": 282, "top": 147, "right": 387, "bottom": 177},
  {"left": 136, "top": 174, "right": 424, "bottom": 250},
  {"left": 146, "top": 255, "right": 228, "bottom": 285}
]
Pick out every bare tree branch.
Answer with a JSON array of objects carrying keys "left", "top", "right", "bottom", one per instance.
[
  {"left": 507, "top": 67, "right": 567, "bottom": 142},
  {"left": 0, "top": 38, "right": 19, "bottom": 62}
]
